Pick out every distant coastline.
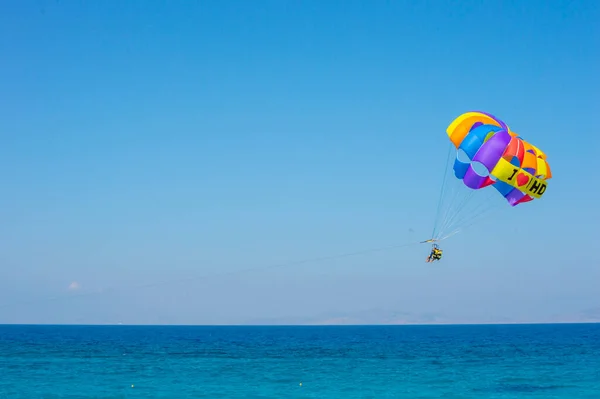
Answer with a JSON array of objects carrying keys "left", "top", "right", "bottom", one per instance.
[{"left": 2, "top": 306, "right": 599, "bottom": 326}]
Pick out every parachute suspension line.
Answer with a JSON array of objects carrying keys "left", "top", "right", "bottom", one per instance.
[
  {"left": 439, "top": 197, "right": 500, "bottom": 239},
  {"left": 431, "top": 143, "right": 455, "bottom": 240},
  {"left": 432, "top": 151, "right": 508, "bottom": 242},
  {"left": 438, "top": 199, "right": 505, "bottom": 240},
  {"left": 441, "top": 202, "right": 484, "bottom": 236},
  {"left": 431, "top": 144, "right": 453, "bottom": 239},
  {"left": 436, "top": 182, "right": 506, "bottom": 240},
  {"left": 439, "top": 187, "right": 474, "bottom": 236},
  {"left": 435, "top": 185, "right": 460, "bottom": 239},
  {"left": 434, "top": 164, "right": 471, "bottom": 240},
  {"left": 435, "top": 188, "right": 475, "bottom": 240},
  {"left": 436, "top": 189, "right": 468, "bottom": 240},
  {"left": 438, "top": 177, "right": 496, "bottom": 239}
]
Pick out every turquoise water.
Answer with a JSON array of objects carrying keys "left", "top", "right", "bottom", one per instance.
[{"left": 1, "top": 324, "right": 599, "bottom": 398}]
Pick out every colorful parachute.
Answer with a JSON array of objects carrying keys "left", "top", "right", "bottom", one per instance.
[{"left": 429, "top": 111, "right": 551, "bottom": 242}]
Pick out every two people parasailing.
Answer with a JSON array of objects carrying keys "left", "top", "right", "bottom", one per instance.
[{"left": 426, "top": 244, "right": 443, "bottom": 262}]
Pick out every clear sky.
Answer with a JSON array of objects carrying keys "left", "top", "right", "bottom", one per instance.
[{"left": 1, "top": 0, "right": 599, "bottom": 325}]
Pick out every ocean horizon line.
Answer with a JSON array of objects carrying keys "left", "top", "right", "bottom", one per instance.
[{"left": 1, "top": 321, "right": 599, "bottom": 327}]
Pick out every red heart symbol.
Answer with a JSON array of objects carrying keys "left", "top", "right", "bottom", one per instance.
[{"left": 516, "top": 173, "right": 529, "bottom": 187}]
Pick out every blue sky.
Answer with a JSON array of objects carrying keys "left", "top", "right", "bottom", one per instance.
[{"left": 0, "top": 0, "right": 598, "bottom": 324}]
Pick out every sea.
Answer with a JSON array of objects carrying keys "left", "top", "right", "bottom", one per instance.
[{"left": 0, "top": 323, "right": 599, "bottom": 399}]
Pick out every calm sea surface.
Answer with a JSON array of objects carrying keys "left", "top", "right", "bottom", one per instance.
[{"left": 1, "top": 323, "right": 599, "bottom": 398}]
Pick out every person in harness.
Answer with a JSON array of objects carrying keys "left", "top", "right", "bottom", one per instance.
[{"left": 426, "top": 244, "right": 443, "bottom": 262}]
